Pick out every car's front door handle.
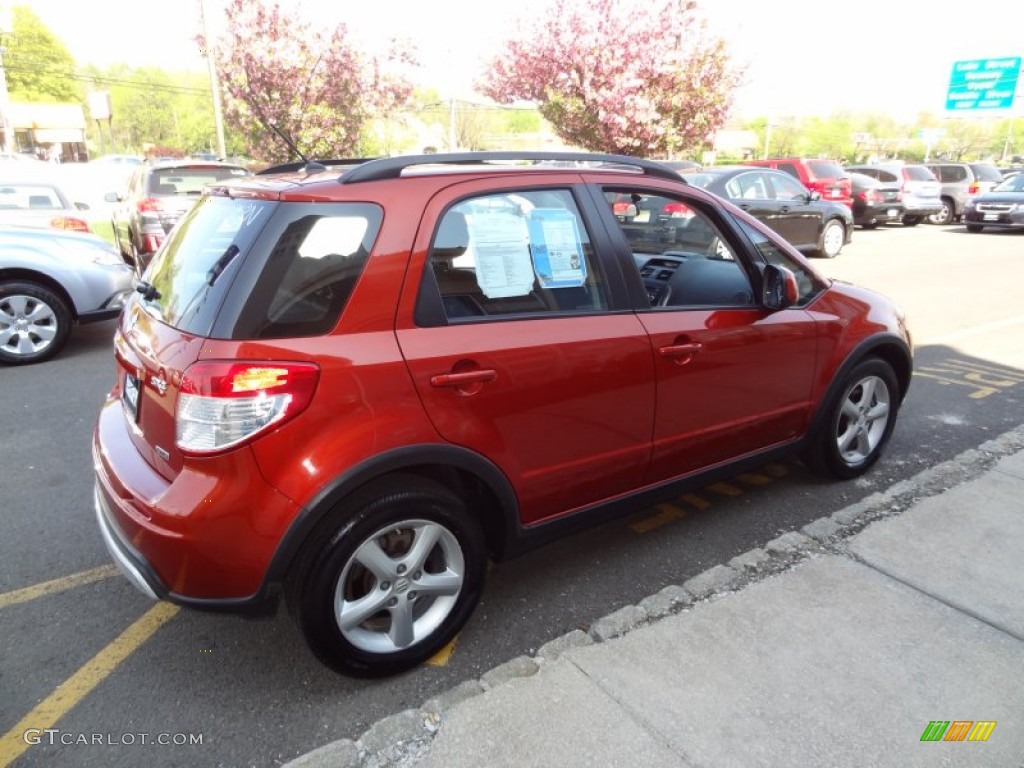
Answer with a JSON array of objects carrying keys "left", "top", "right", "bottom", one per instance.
[
  {"left": 658, "top": 342, "right": 703, "bottom": 365},
  {"left": 430, "top": 369, "right": 498, "bottom": 388}
]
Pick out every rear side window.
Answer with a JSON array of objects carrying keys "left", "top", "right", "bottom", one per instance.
[
  {"left": 807, "top": 160, "right": 844, "bottom": 179},
  {"left": 427, "top": 189, "right": 608, "bottom": 320},
  {"left": 970, "top": 164, "right": 1003, "bottom": 182},
  {"left": 143, "top": 197, "right": 382, "bottom": 339},
  {"left": 903, "top": 166, "right": 936, "bottom": 181}
]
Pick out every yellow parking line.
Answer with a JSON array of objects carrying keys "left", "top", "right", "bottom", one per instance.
[
  {"left": 0, "top": 565, "right": 120, "bottom": 610},
  {"left": 680, "top": 494, "right": 712, "bottom": 511},
  {"left": 762, "top": 463, "right": 790, "bottom": 478},
  {"left": 630, "top": 503, "right": 688, "bottom": 533},
  {"left": 0, "top": 602, "right": 179, "bottom": 766},
  {"left": 708, "top": 482, "right": 743, "bottom": 497},
  {"left": 735, "top": 472, "right": 773, "bottom": 486},
  {"left": 426, "top": 635, "right": 459, "bottom": 667}
]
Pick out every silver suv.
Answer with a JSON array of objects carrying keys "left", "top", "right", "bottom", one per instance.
[
  {"left": 844, "top": 164, "right": 942, "bottom": 226},
  {"left": 924, "top": 162, "right": 1004, "bottom": 224}
]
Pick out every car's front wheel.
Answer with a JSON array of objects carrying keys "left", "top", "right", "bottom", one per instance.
[
  {"left": 803, "top": 358, "right": 900, "bottom": 479},
  {"left": 0, "top": 281, "right": 73, "bottom": 365},
  {"left": 288, "top": 474, "right": 486, "bottom": 677},
  {"left": 817, "top": 219, "right": 846, "bottom": 258}
]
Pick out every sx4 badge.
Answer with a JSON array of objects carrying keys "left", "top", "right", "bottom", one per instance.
[{"left": 150, "top": 374, "right": 168, "bottom": 396}]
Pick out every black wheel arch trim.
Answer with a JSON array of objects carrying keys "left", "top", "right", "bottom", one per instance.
[
  {"left": 806, "top": 333, "right": 912, "bottom": 439},
  {"left": 260, "top": 444, "right": 520, "bottom": 595}
]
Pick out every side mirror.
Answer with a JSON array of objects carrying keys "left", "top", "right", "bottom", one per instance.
[
  {"left": 762, "top": 263, "right": 799, "bottom": 310},
  {"left": 103, "top": 191, "right": 120, "bottom": 203},
  {"left": 807, "top": 191, "right": 821, "bottom": 202}
]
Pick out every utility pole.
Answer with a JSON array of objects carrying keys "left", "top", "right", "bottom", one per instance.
[{"left": 200, "top": 0, "right": 227, "bottom": 160}]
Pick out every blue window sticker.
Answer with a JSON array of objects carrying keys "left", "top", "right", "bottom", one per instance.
[{"left": 527, "top": 208, "right": 586, "bottom": 289}]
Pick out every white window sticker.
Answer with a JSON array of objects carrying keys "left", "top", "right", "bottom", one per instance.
[
  {"left": 528, "top": 209, "right": 586, "bottom": 289},
  {"left": 466, "top": 212, "right": 535, "bottom": 298}
]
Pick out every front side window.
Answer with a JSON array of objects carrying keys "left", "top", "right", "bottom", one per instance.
[
  {"left": 735, "top": 218, "right": 823, "bottom": 304},
  {"left": 767, "top": 173, "right": 809, "bottom": 200},
  {"left": 428, "top": 189, "right": 608, "bottom": 320},
  {"left": 605, "top": 188, "right": 754, "bottom": 309}
]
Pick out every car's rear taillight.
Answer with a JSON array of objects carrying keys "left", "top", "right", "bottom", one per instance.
[
  {"left": 176, "top": 361, "right": 320, "bottom": 454},
  {"left": 50, "top": 216, "right": 91, "bottom": 232},
  {"left": 967, "top": 182, "right": 981, "bottom": 194},
  {"left": 138, "top": 197, "right": 163, "bottom": 212},
  {"left": 661, "top": 202, "right": 692, "bottom": 218}
]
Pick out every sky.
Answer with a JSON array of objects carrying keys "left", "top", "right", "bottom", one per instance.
[{"left": 18, "top": 0, "right": 1024, "bottom": 121}]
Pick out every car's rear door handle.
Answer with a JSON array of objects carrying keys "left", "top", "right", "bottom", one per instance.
[
  {"left": 430, "top": 369, "right": 498, "bottom": 388},
  {"left": 658, "top": 342, "right": 703, "bottom": 364}
]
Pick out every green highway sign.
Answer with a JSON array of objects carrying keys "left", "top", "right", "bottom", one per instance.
[{"left": 945, "top": 57, "right": 1021, "bottom": 111}]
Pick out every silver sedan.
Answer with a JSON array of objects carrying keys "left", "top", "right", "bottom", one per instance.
[{"left": 0, "top": 227, "right": 134, "bottom": 364}]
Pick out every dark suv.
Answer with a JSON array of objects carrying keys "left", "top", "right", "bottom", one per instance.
[
  {"left": 94, "top": 153, "right": 912, "bottom": 677},
  {"left": 109, "top": 160, "right": 250, "bottom": 273}
]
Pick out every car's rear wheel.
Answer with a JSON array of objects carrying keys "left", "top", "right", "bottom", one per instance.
[
  {"left": 902, "top": 216, "right": 922, "bottom": 227},
  {"left": 966, "top": 224, "right": 983, "bottom": 233},
  {"left": 803, "top": 358, "right": 900, "bottom": 479},
  {"left": 928, "top": 198, "right": 954, "bottom": 225},
  {"left": 0, "top": 281, "right": 73, "bottom": 365},
  {"left": 817, "top": 219, "right": 846, "bottom": 258},
  {"left": 287, "top": 474, "right": 486, "bottom": 677}
]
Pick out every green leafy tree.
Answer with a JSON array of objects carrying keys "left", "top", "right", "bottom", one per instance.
[{"left": 3, "top": 6, "right": 82, "bottom": 102}]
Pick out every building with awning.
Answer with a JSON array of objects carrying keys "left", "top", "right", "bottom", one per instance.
[{"left": 7, "top": 102, "right": 89, "bottom": 162}]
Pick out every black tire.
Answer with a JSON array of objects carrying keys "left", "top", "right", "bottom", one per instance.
[
  {"left": 966, "top": 224, "right": 983, "bottom": 233},
  {"left": 0, "top": 281, "right": 73, "bottom": 365},
  {"left": 928, "top": 198, "right": 954, "bottom": 225},
  {"left": 902, "top": 216, "right": 922, "bottom": 227},
  {"left": 802, "top": 358, "right": 900, "bottom": 479},
  {"left": 817, "top": 219, "right": 845, "bottom": 258},
  {"left": 287, "top": 474, "right": 486, "bottom": 678}
]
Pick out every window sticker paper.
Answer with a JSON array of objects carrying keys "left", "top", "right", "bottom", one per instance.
[
  {"left": 466, "top": 212, "right": 535, "bottom": 298},
  {"left": 527, "top": 208, "right": 586, "bottom": 289}
]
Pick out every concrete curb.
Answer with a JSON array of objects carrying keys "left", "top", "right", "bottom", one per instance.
[{"left": 283, "top": 423, "right": 1024, "bottom": 768}]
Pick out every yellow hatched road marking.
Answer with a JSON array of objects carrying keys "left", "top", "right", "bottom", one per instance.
[
  {"left": 630, "top": 503, "right": 688, "bottom": 533},
  {"left": 426, "top": 636, "right": 459, "bottom": 667},
  {"left": 0, "top": 565, "right": 120, "bottom": 610},
  {"left": 708, "top": 482, "right": 743, "bottom": 497},
  {"left": 762, "top": 463, "right": 790, "bottom": 478},
  {"left": 0, "top": 602, "right": 180, "bottom": 766},
  {"left": 680, "top": 494, "right": 712, "bottom": 510},
  {"left": 736, "top": 473, "right": 772, "bottom": 486}
]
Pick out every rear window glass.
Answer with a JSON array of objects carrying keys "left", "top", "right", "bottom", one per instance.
[
  {"left": 903, "top": 166, "right": 936, "bottom": 181},
  {"left": 0, "top": 183, "right": 66, "bottom": 210},
  {"left": 148, "top": 166, "right": 249, "bottom": 196},
  {"left": 807, "top": 160, "right": 845, "bottom": 178}
]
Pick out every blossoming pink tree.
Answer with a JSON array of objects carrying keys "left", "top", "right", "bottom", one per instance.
[
  {"left": 480, "top": 0, "right": 741, "bottom": 156},
  {"left": 207, "top": 0, "right": 415, "bottom": 161}
]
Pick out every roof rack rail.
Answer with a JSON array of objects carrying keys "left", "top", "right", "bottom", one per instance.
[
  {"left": 339, "top": 151, "right": 686, "bottom": 184},
  {"left": 257, "top": 158, "right": 377, "bottom": 176}
]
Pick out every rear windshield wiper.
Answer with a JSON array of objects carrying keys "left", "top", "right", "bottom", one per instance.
[{"left": 206, "top": 244, "right": 240, "bottom": 286}]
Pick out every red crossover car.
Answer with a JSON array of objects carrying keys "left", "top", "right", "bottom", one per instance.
[{"left": 93, "top": 152, "right": 912, "bottom": 677}]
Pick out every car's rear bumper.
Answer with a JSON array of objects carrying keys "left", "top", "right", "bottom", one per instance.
[{"left": 92, "top": 395, "right": 298, "bottom": 612}]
